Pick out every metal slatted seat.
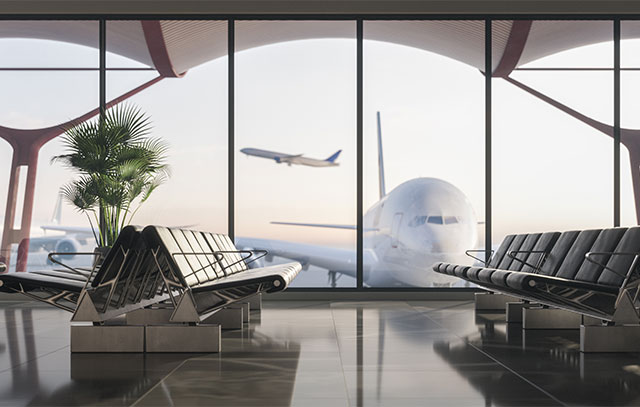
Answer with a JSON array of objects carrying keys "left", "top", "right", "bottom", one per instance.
[
  {"left": 433, "top": 227, "right": 640, "bottom": 321},
  {"left": 0, "top": 225, "right": 301, "bottom": 324},
  {"left": 140, "top": 225, "right": 301, "bottom": 321}
]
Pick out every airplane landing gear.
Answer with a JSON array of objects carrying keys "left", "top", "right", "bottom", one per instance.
[{"left": 327, "top": 270, "right": 341, "bottom": 288}]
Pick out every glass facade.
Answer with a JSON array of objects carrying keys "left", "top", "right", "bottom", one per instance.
[
  {"left": 0, "top": 18, "right": 634, "bottom": 289},
  {"left": 363, "top": 21, "right": 485, "bottom": 287},
  {"left": 493, "top": 20, "right": 614, "bottom": 246},
  {"left": 235, "top": 21, "right": 356, "bottom": 287}
]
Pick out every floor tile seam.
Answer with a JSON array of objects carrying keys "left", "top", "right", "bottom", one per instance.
[
  {"left": 0, "top": 343, "right": 70, "bottom": 375},
  {"left": 417, "top": 308, "right": 568, "bottom": 407},
  {"left": 130, "top": 358, "right": 192, "bottom": 407},
  {"left": 266, "top": 301, "right": 331, "bottom": 311},
  {"left": 329, "top": 306, "right": 353, "bottom": 404},
  {"left": 409, "top": 300, "right": 474, "bottom": 314}
]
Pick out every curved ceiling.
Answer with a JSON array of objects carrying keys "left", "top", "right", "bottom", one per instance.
[{"left": 0, "top": 19, "right": 637, "bottom": 78}]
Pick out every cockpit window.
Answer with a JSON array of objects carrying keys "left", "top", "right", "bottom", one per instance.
[
  {"left": 409, "top": 216, "right": 427, "bottom": 227},
  {"left": 444, "top": 216, "right": 458, "bottom": 224},
  {"left": 411, "top": 215, "right": 460, "bottom": 226}
]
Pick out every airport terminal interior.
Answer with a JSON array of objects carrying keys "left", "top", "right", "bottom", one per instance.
[{"left": 3, "top": 0, "right": 640, "bottom": 405}]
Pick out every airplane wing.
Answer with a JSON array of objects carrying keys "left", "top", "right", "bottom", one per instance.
[
  {"left": 41, "top": 225, "right": 95, "bottom": 235},
  {"left": 277, "top": 154, "right": 303, "bottom": 163},
  {"left": 236, "top": 237, "right": 376, "bottom": 279},
  {"left": 271, "top": 221, "right": 378, "bottom": 231}
]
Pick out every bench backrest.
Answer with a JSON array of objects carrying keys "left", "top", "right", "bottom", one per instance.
[
  {"left": 87, "top": 225, "right": 170, "bottom": 313},
  {"left": 520, "top": 231, "right": 560, "bottom": 273},
  {"left": 142, "top": 225, "right": 247, "bottom": 289},
  {"left": 497, "top": 234, "right": 527, "bottom": 270},
  {"left": 573, "top": 227, "right": 628, "bottom": 283},
  {"left": 595, "top": 227, "right": 640, "bottom": 286},
  {"left": 488, "top": 234, "right": 515, "bottom": 268},
  {"left": 554, "top": 229, "right": 602, "bottom": 280},
  {"left": 537, "top": 230, "right": 580, "bottom": 276},
  {"left": 508, "top": 233, "right": 542, "bottom": 271},
  {"left": 90, "top": 225, "right": 142, "bottom": 287}
]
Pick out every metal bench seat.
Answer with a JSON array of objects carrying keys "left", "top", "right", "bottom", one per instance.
[
  {"left": 0, "top": 224, "right": 301, "bottom": 324},
  {"left": 433, "top": 226, "right": 640, "bottom": 322},
  {"left": 141, "top": 225, "right": 301, "bottom": 321}
]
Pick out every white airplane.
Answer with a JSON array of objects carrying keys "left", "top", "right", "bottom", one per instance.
[
  {"left": 237, "top": 112, "right": 480, "bottom": 287},
  {"left": 240, "top": 147, "right": 342, "bottom": 167}
]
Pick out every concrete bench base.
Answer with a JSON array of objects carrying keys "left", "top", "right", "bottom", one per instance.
[
  {"left": 475, "top": 292, "right": 518, "bottom": 311},
  {"left": 506, "top": 301, "right": 525, "bottom": 323},
  {"left": 522, "top": 306, "right": 581, "bottom": 330},
  {"left": 71, "top": 323, "right": 221, "bottom": 353},
  {"left": 248, "top": 293, "right": 262, "bottom": 311},
  {"left": 581, "top": 324, "right": 640, "bottom": 353},
  {"left": 203, "top": 307, "right": 243, "bottom": 330}
]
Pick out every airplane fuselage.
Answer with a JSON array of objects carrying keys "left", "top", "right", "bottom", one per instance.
[
  {"left": 240, "top": 148, "right": 339, "bottom": 167},
  {"left": 362, "top": 177, "right": 478, "bottom": 287}
]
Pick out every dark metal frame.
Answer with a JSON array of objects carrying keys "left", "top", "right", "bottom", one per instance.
[{"left": 0, "top": 14, "right": 631, "bottom": 292}]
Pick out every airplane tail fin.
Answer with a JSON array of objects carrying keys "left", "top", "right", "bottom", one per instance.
[
  {"left": 325, "top": 150, "right": 342, "bottom": 163},
  {"left": 377, "top": 111, "right": 386, "bottom": 199},
  {"left": 50, "top": 191, "right": 63, "bottom": 225}
]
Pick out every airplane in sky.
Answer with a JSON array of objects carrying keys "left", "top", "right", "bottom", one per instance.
[
  {"left": 237, "top": 112, "right": 481, "bottom": 287},
  {"left": 240, "top": 147, "right": 342, "bottom": 167}
]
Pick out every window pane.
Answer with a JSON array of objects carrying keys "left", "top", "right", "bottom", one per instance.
[
  {"left": 0, "top": 21, "right": 99, "bottom": 271},
  {"left": 493, "top": 20, "right": 613, "bottom": 246},
  {"left": 364, "top": 20, "right": 485, "bottom": 288},
  {"left": 235, "top": 21, "right": 356, "bottom": 288},
  {"left": 107, "top": 20, "right": 228, "bottom": 234},
  {"left": 621, "top": 21, "right": 640, "bottom": 226}
]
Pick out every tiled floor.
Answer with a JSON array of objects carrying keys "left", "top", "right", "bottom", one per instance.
[{"left": 1, "top": 300, "right": 640, "bottom": 406}]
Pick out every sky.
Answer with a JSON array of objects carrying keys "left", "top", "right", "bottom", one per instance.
[{"left": 0, "top": 20, "right": 639, "bottom": 286}]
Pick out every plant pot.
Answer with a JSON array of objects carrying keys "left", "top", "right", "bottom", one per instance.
[{"left": 93, "top": 246, "right": 111, "bottom": 271}]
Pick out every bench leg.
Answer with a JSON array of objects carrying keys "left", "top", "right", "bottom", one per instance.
[
  {"left": 247, "top": 293, "right": 262, "bottom": 312},
  {"left": 505, "top": 301, "right": 525, "bottom": 323},
  {"left": 522, "top": 306, "right": 581, "bottom": 330},
  {"left": 581, "top": 324, "right": 640, "bottom": 353},
  {"left": 475, "top": 292, "right": 518, "bottom": 311},
  {"left": 228, "top": 303, "right": 250, "bottom": 323},
  {"left": 203, "top": 307, "right": 244, "bottom": 330}
]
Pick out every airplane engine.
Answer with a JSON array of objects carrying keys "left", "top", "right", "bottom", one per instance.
[
  {"left": 46, "top": 239, "right": 79, "bottom": 264},
  {"left": 244, "top": 247, "right": 265, "bottom": 269}
]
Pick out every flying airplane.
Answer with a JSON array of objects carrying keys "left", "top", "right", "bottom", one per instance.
[
  {"left": 237, "top": 112, "right": 480, "bottom": 287},
  {"left": 240, "top": 147, "right": 342, "bottom": 167}
]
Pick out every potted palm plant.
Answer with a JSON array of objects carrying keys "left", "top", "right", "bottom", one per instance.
[{"left": 52, "top": 103, "right": 170, "bottom": 257}]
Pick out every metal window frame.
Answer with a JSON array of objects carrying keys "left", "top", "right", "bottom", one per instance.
[{"left": 0, "top": 13, "right": 630, "bottom": 293}]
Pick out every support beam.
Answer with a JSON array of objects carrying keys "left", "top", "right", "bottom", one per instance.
[{"left": 0, "top": 76, "right": 164, "bottom": 270}]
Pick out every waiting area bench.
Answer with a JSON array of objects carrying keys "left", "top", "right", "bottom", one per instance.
[
  {"left": 434, "top": 227, "right": 640, "bottom": 352},
  {"left": 0, "top": 225, "right": 301, "bottom": 352}
]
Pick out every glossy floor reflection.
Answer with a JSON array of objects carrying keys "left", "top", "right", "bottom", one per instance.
[{"left": 2, "top": 300, "right": 640, "bottom": 406}]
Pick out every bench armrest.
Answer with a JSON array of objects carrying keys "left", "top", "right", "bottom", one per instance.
[
  {"left": 47, "top": 251, "right": 102, "bottom": 281},
  {"left": 172, "top": 249, "right": 269, "bottom": 280},
  {"left": 465, "top": 249, "right": 492, "bottom": 265},
  {"left": 507, "top": 250, "right": 550, "bottom": 272},
  {"left": 585, "top": 251, "right": 640, "bottom": 279}
]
